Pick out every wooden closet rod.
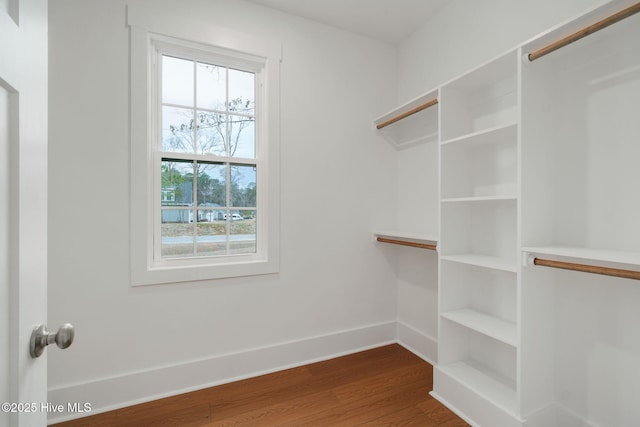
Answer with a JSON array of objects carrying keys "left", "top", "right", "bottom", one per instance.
[
  {"left": 528, "top": 2, "right": 640, "bottom": 61},
  {"left": 376, "top": 98, "right": 438, "bottom": 130},
  {"left": 376, "top": 237, "right": 437, "bottom": 251},
  {"left": 532, "top": 257, "right": 640, "bottom": 280}
]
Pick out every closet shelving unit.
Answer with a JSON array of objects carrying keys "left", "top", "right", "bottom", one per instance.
[
  {"left": 373, "top": 1, "right": 640, "bottom": 425},
  {"left": 373, "top": 89, "right": 439, "bottom": 250},
  {"left": 519, "top": 2, "right": 640, "bottom": 424},
  {"left": 435, "top": 49, "right": 522, "bottom": 426}
]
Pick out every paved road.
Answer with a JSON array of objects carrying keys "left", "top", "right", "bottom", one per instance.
[{"left": 162, "top": 234, "right": 255, "bottom": 244}]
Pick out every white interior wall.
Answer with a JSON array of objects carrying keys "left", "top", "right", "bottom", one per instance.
[
  {"left": 393, "top": 142, "right": 439, "bottom": 361},
  {"left": 397, "top": 0, "right": 607, "bottom": 102},
  {"left": 393, "top": 0, "right": 605, "bottom": 367},
  {"left": 47, "top": 0, "right": 399, "bottom": 420}
]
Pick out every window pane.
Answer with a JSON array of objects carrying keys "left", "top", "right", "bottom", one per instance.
[
  {"left": 196, "top": 215, "right": 227, "bottom": 256},
  {"left": 161, "top": 160, "right": 194, "bottom": 205},
  {"left": 162, "top": 56, "right": 194, "bottom": 107},
  {"left": 230, "top": 211, "right": 256, "bottom": 254},
  {"left": 196, "top": 162, "right": 226, "bottom": 206},
  {"left": 228, "top": 68, "right": 255, "bottom": 116},
  {"left": 230, "top": 164, "right": 256, "bottom": 207},
  {"left": 161, "top": 208, "right": 192, "bottom": 223},
  {"left": 161, "top": 217, "right": 195, "bottom": 258},
  {"left": 196, "top": 111, "right": 226, "bottom": 156},
  {"left": 196, "top": 63, "right": 226, "bottom": 111},
  {"left": 162, "top": 106, "right": 195, "bottom": 153},
  {"left": 229, "top": 115, "right": 255, "bottom": 158},
  {"left": 196, "top": 208, "right": 225, "bottom": 222}
]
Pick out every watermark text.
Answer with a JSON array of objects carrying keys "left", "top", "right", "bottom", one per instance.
[{"left": 1, "top": 402, "right": 92, "bottom": 414}]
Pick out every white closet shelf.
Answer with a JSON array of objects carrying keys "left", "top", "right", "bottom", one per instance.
[
  {"left": 437, "top": 361, "right": 517, "bottom": 415},
  {"left": 524, "top": 2, "right": 640, "bottom": 62},
  {"left": 440, "top": 254, "right": 517, "bottom": 272},
  {"left": 523, "top": 246, "right": 640, "bottom": 279},
  {"left": 374, "top": 90, "right": 438, "bottom": 128},
  {"left": 523, "top": 246, "right": 640, "bottom": 266},
  {"left": 373, "top": 90, "right": 439, "bottom": 148},
  {"left": 441, "top": 122, "right": 518, "bottom": 147},
  {"left": 442, "top": 309, "right": 517, "bottom": 347},
  {"left": 440, "top": 121, "right": 518, "bottom": 201},
  {"left": 373, "top": 231, "right": 438, "bottom": 250},
  {"left": 441, "top": 195, "right": 517, "bottom": 203}
]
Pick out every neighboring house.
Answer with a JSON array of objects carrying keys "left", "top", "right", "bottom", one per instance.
[
  {"left": 162, "top": 181, "right": 245, "bottom": 222},
  {"left": 161, "top": 191, "right": 230, "bottom": 223}
]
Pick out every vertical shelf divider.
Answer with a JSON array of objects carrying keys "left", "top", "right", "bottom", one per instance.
[{"left": 434, "top": 49, "right": 522, "bottom": 425}]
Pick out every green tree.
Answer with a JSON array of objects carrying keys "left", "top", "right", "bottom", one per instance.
[
  {"left": 196, "top": 169, "right": 225, "bottom": 206},
  {"left": 161, "top": 162, "right": 189, "bottom": 203}
]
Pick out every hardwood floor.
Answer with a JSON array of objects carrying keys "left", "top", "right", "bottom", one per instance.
[{"left": 52, "top": 344, "right": 469, "bottom": 426}]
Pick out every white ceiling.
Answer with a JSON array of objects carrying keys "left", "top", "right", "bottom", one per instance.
[{"left": 245, "top": 0, "right": 448, "bottom": 44}]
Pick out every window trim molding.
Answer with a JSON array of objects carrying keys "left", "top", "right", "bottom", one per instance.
[{"left": 129, "top": 12, "right": 281, "bottom": 286}]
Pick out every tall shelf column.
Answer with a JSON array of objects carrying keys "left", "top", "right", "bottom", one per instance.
[{"left": 432, "top": 50, "right": 523, "bottom": 427}]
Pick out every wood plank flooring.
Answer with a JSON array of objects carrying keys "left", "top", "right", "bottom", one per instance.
[{"left": 52, "top": 344, "right": 469, "bottom": 426}]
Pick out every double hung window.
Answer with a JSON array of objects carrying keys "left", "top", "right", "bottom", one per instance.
[
  {"left": 158, "top": 53, "right": 258, "bottom": 259},
  {"left": 129, "top": 21, "right": 280, "bottom": 285}
]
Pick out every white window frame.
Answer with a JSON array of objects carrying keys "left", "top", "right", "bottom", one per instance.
[
  {"left": 152, "top": 39, "right": 263, "bottom": 266},
  {"left": 129, "top": 14, "right": 280, "bottom": 286}
]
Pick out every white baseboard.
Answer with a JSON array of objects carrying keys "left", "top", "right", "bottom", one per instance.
[
  {"left": 523, "top": 403, "right": 598, "bottom": 427},
  {"left": 396, "top": 321, "right": 437, "bottom": 365},
  {"left": 47, "top": 321, "right": 397, "bottom": 424},
  {"left": 432, "top": 367, "right": 525, "bottom": 427},
  {"left": 430, "top": 391, "right": 480, "bottom": 427}
]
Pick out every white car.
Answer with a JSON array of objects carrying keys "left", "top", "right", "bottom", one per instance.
[{"left": 224, "top": 213, "right": 244, "bottom": 221}]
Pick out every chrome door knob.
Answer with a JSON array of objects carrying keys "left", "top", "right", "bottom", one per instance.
[{"left": 29, "top": 323, "right": 75, "bottom": 358}]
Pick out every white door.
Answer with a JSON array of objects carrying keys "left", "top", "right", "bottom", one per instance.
[{"left": 1, "top": 0, "right": 49, "bottom": 426}]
